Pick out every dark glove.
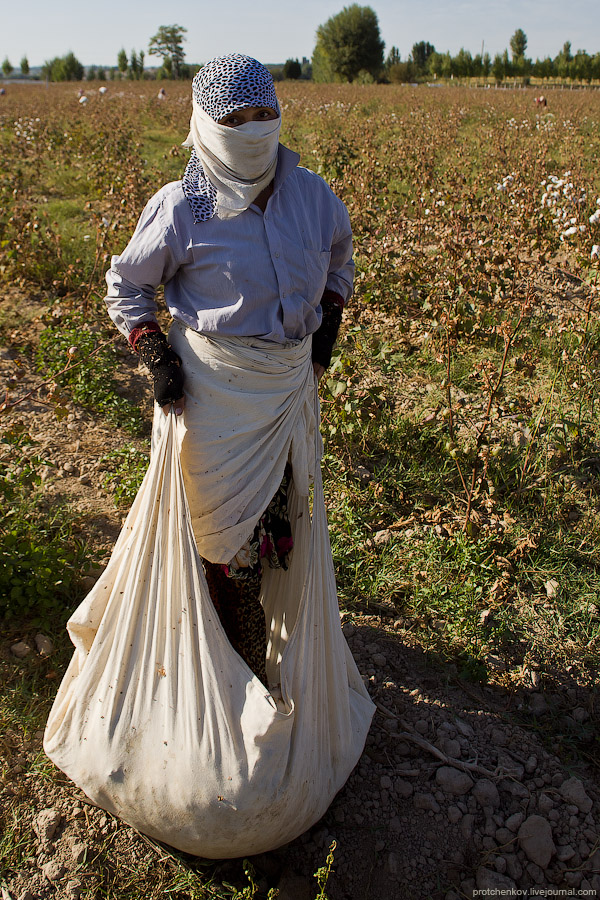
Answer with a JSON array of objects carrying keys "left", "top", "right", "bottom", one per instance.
[
  {"left": 136, "top": 330, "right": 184, "bottom": 408},
  {"left": 312, "top": 292, "right": 343, "bottom": 370}
]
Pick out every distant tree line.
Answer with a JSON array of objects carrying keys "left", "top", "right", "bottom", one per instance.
[
  {"left": 5, "top": 11, "right": 600, "bottom": 86},
  {"left": 41, "top": 53, "right": 84, "bottom": 82},
  {"left": 386, "top": 32, "right": 600, "bottom": 84},
  {"left": 267, "top": 58, "right": 312, "bottom": 81},
  {"left": 4, "top": 24, "right": 197, "bottom": 83},
  {"left": 310, "top": 5, "right": 600, "bottom": 84},
  {"left": 2, "top": 56, "right": 30, "bottom": 77}
]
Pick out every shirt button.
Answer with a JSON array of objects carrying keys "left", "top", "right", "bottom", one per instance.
[
  {"left": 275, "top": 252, "right": 280, "bottom": 258},
  {"left": 282, "top": 292, "right": 286, "bottom": 298}
]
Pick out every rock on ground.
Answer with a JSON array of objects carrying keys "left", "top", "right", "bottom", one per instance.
[
  {"left": 476, "top": 867, "right": 517, "bottom": 891},
  {"left": 34, "top": 808, "right": 61, "bottom": 845},
  {"left": 560, "top": 776, "right": 593, "bottom": 813},
  {"left": 435, "top": 766, "right": 474, "bottom": 795},
  {"left": 517, "top": 815, "right": 556, "bottom": 868}
]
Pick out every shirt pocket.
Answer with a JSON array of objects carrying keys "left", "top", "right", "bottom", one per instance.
[{"left": 302, "top": 248, "right": 331, "bottom": 304}]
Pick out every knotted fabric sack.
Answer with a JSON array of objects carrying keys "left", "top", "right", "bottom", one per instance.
[
  {"left": 156, "top": 323, "right": 320, "bottom": 565},
  {"left": 44, "top": 344, "right": 374, "bottom": 858}
]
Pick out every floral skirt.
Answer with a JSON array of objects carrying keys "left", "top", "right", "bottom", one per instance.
[
  {"left": 201, "top": 463, "right": 293, "bottom": 683},
  {"left": 224, "top": 462, "right": 293, "bottom": 582}
]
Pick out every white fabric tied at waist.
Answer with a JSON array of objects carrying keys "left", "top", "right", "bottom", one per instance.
[{"left": 151, "top": 322, "right": 319, "bottom": 565}]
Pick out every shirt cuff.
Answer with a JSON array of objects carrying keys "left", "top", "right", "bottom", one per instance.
[
  {"left": 322, "top": 289, "right": 345, "bottom": 310},
  {"left": 129, "top": 321, "right": 162, "bottom": 351}
]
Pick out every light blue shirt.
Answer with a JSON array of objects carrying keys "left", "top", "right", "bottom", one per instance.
[{"left": 105, "top": 145, "right": 354, "bottom": 343}]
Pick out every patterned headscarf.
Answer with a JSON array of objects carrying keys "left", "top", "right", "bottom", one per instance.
[{"left": 182, "top": 54, "right": 280, "bottom": 223}]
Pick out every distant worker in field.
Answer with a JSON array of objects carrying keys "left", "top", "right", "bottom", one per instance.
[
  {"left": 534, "top": 95, "right": 547, "bottom": 108},
  {"left": 0, "top": 88, "right": 5, "bottom": 97},
  {"left": 104, "top": 53, "right": 354, "bottom": 685},
  {"left": 157, "top": 87, "right": 167, "bottom": 100}
]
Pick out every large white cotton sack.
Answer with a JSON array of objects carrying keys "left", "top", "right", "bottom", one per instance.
[{"left": 44, "top": 408, "right": 374, "bottom": 858}]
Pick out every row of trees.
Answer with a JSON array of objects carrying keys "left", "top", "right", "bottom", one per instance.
[
  {"left": 2, "top": 56, "right": 29, "bottom": 77},
  {"left": 4, "top": 25, "right": 309, "bottom": 84},
  {"left": 6, "top": 10, "right": 600, "bottom": 86},
  {"left": 41, "top": 53, "right": 84, "bottom": 82},
  {"left": 311, "top": 5, "right": 600, "bottom": 84},
  {"left": 1, "top": 25, "right": 192, "bottom": 83},
  {"left": 90, "top": 26, "right": 192, "bottom": 82},
  {"left": 116, "top": 48, "right": 145, "bottom": 80},
  {"left": 113, "top": 30, "right": 195, "bottom": 81},
  {"left": 386, "top": 34, "right": 600, "bottom": 84}
]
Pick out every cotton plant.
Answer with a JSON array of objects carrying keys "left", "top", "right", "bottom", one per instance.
[
  {"left": 12, "top": 116, "right": 40, "bottom": 144},
  {"left": 588, "top": 200, "right": 600, "bottom": 262},
  {"left": 493, "top": 173, "right": 533, "bottom": 217},
  {"left": 496, "top": 173, "right": 516, "bottom": 193},
  {"left": 539, "top": 172, "right": 600, "bottom": 252},
  {"left": 535, "top": 112, "right": 556, "bottom": 133},
  {"left": 506, "top": 117, "right": 531, "bottom": 131},
  {"left": 419, "top": 187, "right": 447, "bottom": 220}
]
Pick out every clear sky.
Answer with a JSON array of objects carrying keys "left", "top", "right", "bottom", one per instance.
[{"left": 2, "top": 0, "right": 599, "bottom": 69}]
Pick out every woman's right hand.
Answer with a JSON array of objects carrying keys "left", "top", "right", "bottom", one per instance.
[
  {"left": 136, "top": 331, "right": 185, "bottom": 414},
  {"left": 162, "top": 396, "right": 185, "bottom": 416}
]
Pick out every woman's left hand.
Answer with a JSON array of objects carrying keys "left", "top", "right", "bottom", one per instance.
[{"left": 313, "top": 362, "right": 326, "bottom": 381}]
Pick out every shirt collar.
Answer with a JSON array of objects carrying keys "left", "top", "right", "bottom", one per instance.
[{"left": 273, "top": 144, "right": 300, "bottom": 194}]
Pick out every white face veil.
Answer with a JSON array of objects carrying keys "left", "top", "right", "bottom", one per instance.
[{"left": 181, "top": 54, "right": 281, "bottom": 222}]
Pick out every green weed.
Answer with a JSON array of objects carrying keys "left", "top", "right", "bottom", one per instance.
[
  {"left": 35, "top": 319, "right": 144, "bottom": 434},
  {"left": 230, "top": 860, "right": 278, "bottom": 899},
  {"left": 100, "top": 446, "right": 149, "bottom": 505},
  {"left": 314, "top": 840, "right": 336, "bottom": 900},
  {"left": 0, "top": 424, "right": 85, "bottom": 624}
]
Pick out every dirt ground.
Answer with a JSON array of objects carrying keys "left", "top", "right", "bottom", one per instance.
[{"left": 4, "top": 613, "right": 600, "bottom": 899}]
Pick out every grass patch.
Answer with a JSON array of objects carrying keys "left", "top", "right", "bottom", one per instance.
[
  {"left": 35, "top": 318, "right": 144, "bottom": 435},
  {"left": 0, "top": 423, "right": 87, "bottom": 625},
  {"left": 100, "top": 446, "right": 149, "bottom": 505}
]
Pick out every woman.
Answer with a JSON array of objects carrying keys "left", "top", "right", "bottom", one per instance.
[
  {"left": 105, "top": 53, "right": 353, "bottom": 686},
  {"left": 45, "top": 55, "right": 370, "bottom": 857}
]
